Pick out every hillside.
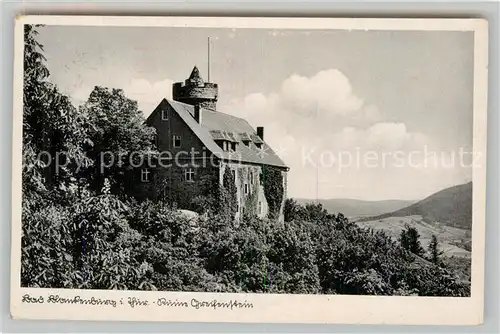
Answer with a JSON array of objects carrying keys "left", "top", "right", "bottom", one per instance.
[
  {"left": 295, "top": 198, "right": 414, "bottom": 218},
  {"left": 356, "top": 215, "right": 471, "bottom": 258},
  {"left": 361, "top": 182, "right": 472, "bottom": 230}
]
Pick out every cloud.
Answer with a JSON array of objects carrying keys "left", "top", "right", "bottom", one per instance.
[
  {"left": 219, "top": 69, "right": 470, "bottom": 200},
  {"left": 328, "top": 122, "right": 425, "bottom": 151},
  {"left": 279, "top": 70, "right": 364, "bottom": 116}
]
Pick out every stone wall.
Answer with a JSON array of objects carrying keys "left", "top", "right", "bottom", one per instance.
[
  {"left": 220, "top": 162, "right": 269, "bottom": 221},
  {"left": 137, "top": 100, "right": 220, "bottom": 206},
  {"left": 172, "top": 82, "right": 218, "bottom": 110}
]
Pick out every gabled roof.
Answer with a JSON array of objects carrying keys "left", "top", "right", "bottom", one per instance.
[{"left": 148, "top": 99, "right": 288, "bottom": 169}]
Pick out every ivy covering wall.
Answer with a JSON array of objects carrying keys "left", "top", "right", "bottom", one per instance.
[
  {"left": 261, "top": 165, "right": 284, "bottom": 220},
  {"left": 244, "top": 185, "right": 259, "bottom": 217},
  {"left": 221, "top": 166, "right": 238, "bottom": 218}
]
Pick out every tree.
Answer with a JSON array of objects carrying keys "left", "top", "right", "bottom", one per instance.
[
  {"left": 284, "top": 198, "right": 307, "bottom": 222},
  {"left": 399, "top": 225, "right": 425, "bottom": 257},
  {"left": 23, "top": 24, "right": 91, "bottom": 199},
  {"left": 428, "top": 234, "right": 443, "bottom": 266},
  {"left": 78, "top": 87, "right": 157, "bottom": 195}
]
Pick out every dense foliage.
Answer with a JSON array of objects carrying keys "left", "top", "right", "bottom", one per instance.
[
  {"left": 221, "top": 167, "right": 238, "bottom": 218},
  {"left": 21, "top": 25, "right": 470, "bottom": 297}
]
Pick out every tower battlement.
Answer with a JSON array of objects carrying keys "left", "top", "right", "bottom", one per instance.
[{"left": 172, "top": 66, "right": 218, "bottom": 110}]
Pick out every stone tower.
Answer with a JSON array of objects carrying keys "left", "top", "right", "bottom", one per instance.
[{"left": 172, "top": 66, "right": 219, "bottom": 110}]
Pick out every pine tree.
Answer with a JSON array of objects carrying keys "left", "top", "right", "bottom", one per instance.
[
  {"left": 399, "top": 225, "right": 425, "bottom": 257},
  {"left": 428, "top": 234, "right": 443, "bottom": 265}
]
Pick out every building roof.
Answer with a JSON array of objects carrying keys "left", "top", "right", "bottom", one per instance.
[{"left": 149, "top": 99, "right": 288, "bottom": 169}]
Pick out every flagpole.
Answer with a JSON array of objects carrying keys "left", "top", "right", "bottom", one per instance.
[{"left": 208, "top": 36, "right": 211, "bottom": 82}]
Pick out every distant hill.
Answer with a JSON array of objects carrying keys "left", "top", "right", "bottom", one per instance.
[
  {"left": 362, "top": 182, "right": 472, "bottom": 230},
  {"left": 294, "top": 198, "right": 414, "bottom": 218}
]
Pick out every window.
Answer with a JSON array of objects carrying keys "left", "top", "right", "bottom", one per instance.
[
  {"left": 258, "top": 201, "right": 262, "bottom": 214},
  {"left": 244, "top": 183, "right": 249, "bottom": 195},
  {"left": 255, "top": 143, "right": 263, "bottom": 149},
  {"left": 161, "top": 109, "right": 168, "bottom": 120},
  {"left": 185, "top": 168, "right": 195, "bottom": 182},
  {"left": 250, "top": 171, "right": 254, "bottom": 184},
  {"left": 141, "top": 168, "right": 150, "bottom": 182},
  {"left": 222, "top": 141, "right": 227, "bottom": 151},
  {"left": 173, "top": 135, "right": 181, "bottom": 148}
]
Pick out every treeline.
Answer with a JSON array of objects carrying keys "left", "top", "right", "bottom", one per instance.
[{"left": 21, "top": 25, "right": 469, "bottom": 296}]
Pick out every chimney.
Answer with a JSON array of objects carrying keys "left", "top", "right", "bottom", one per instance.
[
  {"left": 194, "top": 105, "right": 202, "bottom": 124},
  {"left": 257, "top": 126, "right": 264, "bottom": 140}
]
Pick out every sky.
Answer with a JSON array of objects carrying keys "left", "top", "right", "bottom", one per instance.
[{"left": 37, "top": 25, "right": 474, "bottom": 201}]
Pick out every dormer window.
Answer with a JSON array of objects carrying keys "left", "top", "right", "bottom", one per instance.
[
  {"left": 250, "top": 133, "right": 264, "bottom": 149},
  {"left": 239, "top": 132, "right": 252, "bottom": 147}
]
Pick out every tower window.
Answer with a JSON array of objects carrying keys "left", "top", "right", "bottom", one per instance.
[
  {"left": 173, "top": 135, "right": 181, "bottom": 148},
  {"left": 141, "top": 168, "right": 150, "bottom": 183},
  {"left": 244, "top": 183, "right": 249, "bottom": 195},
  {"left": 161, "top": 109, "right": 168, "bottom": 120},
  {"left": 185, "top": 168, "right": 195, "bottom": 182}
]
